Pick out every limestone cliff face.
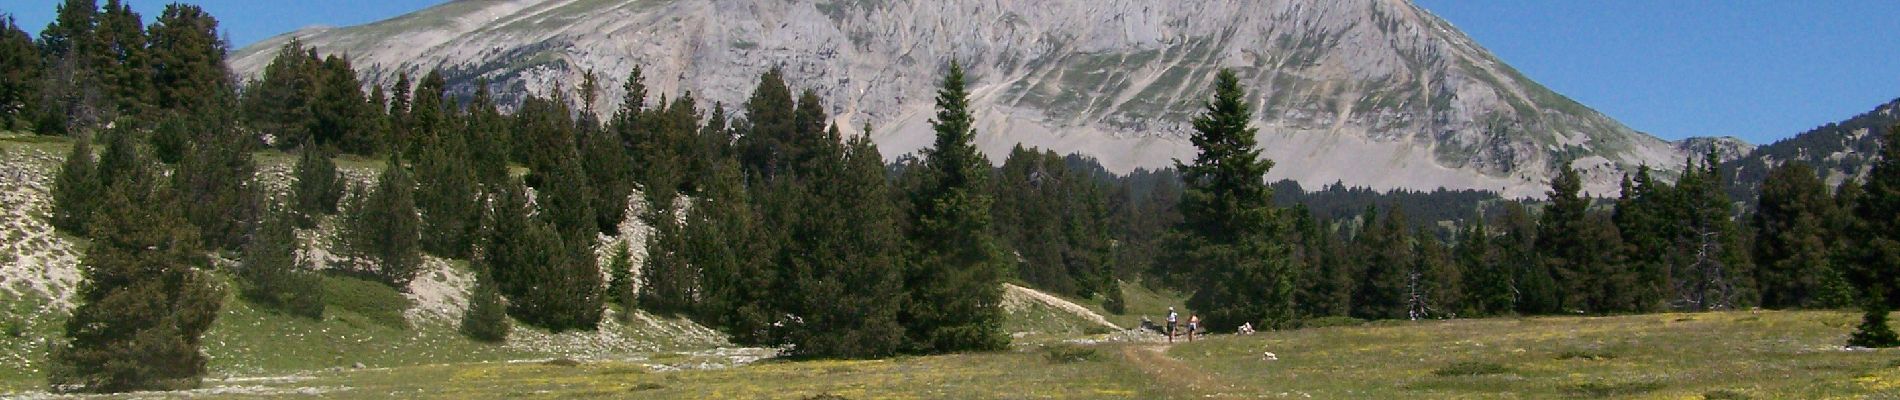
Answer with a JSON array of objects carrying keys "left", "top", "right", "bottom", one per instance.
[{"left": 232, "top": 0, "right": 1736, "bottom": 197}]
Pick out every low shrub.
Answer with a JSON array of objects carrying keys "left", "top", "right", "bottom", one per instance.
[
  {"left": 1568, "top": 380, "right": 1664, "bottom": 398},
  {"left": 1431, "top": 361, "right": 1509, "bottom": 377},
  {"left": 1044, "top": 344, "right": 1100, "bottom": 363},
  {"left": 1555, "top": 349, "right": 1617, "bottom": 361},
  {"left": 1702, "top": 389, "right": 1750, "bottom": 400}
]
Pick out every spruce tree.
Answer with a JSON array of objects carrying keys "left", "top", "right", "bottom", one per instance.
[
  {"left": 780, "top": 133, "right": 907, "bottom": 358},
  {"left": 237, "top": 202, "right": 323, "bottom": 319},
  {"left": 35, "top": 0, "right": 105, "bottom": 134},
  {"left": 309, "top": 55, "right": 374, "bottom": 154},
  {"left": 1501, "top": 203, "right": 1558, "bottom": 314},
  {"left": 479, "top": 179, "right": 603, "bottom": 332},
  {"left": 1411, "top": 231, "right": 1461, "bottom": 319},
  {"left": 461, "top": 261, "right": 511, "bottom": 343},
  {"left": 340, "top": 154, "right": 422, "bottom": 288},
  {"left": 604, "top": 241, "right": 637, "bottom": 321},
  {"left": 1674, "top": 151, "right": 1755, "bottom": 310},
  {"left": 1849, "top": 293, "right": 1899, "bottom": 348},
  {"left": 1162, "top": 68, "right": 1295, "bottom": 330},
  {"left": 901, "top": 62, "right": 1008, "bottom": 353},
  {"left": 1537, "top": 162, "right": 1589, "bottom": 312},
  {"left": 290, "top": 145, "right": 344, "bottom": 228},
  {"left": 49, "top": 134, "right": 222, "bottom": 393},
  {"left": 240, "top": 39, "right": 316, "bottom": 147},
  {"left": 1353, "top": 206, "right": 1413, "bottom": 320},
  {"left": 1613, "top": 166, "right": 1672, "bottom": 312},
  {"left": 579, "top": 124, "right": 634, "bottom": 234},
  {"left": 1754, "top": 162, "right": 1852, "bottom": 308},
  {"left": 171, "top": 110, "right": 261, "bottom": 252},
  {"left": 91, "top": 0, "right": 150, "bottom": 119},
  {"left": 146, "top": 3, "right": 228, "bottom": 115},
  {"left": 1852, "top": 125, "right": 1900, "bottom": 307},
  {"left": 414, "top": 131, "right": 479, "bottom": 258},
  {"left": 0, "top": 16, "right": 38, "bottom": 129},
  {"left": 639, "top": 205, "right": 696, "bottom": 315},
  {"left": 1458, "top": 220, "right": 1512, "bottom": 316},
  {"left": 52, "top": 134, "right": 99, "bottom": 234},
  {"left": 685, "top": 159, "right": 773, "bottom": 344}
]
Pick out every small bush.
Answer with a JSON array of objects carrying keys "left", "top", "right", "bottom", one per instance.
[
  {"left": 1044, "top": 344, "right": 1100, "bottom": 363},
  {"left": 1102, "top": 284, "right": 1126, "bottom": 315},
  {"left": 630, "top": 383, "right": 664, "bottom": 391},
  {"left": 3, "top": 320, "right": 21, "bottom": 338},
  {"left": 1847, "top": 300, "right": 1899, "bottom": 348},
  {"left": 1297, "top": 316, "right": 1365, "bottom": 329},
  {"left": 1431, "top": 361, "right": 1509, "bottom": 377},
  {"left": 1703, "top": 389, "right": 1750, "bottom": 400},
  {"left": 322, "top": 273, "right": 412, "bottom": 329},
  {"left": 802, "top": 394, "right": 849, "bottom": 400},
  {"left": 1555, "top": 349, "right": 1617, "bottom": 361},
  {"left": 542, "top": 358, "right": 581, "bottom": 367},
  {"left": 1567, "top": 380, "right": 1664, "bottom": 398}
]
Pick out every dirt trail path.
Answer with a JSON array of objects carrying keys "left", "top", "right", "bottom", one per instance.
[
  {"left": 1118, "top": 343, "right": 1238, "bottom": 398},
  {"left": 1003, "top": 283, "right": 1122, "bottom": 330}
]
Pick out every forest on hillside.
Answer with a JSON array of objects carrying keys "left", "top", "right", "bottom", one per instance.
[{"left": 4, "top": 0, "right": 1900, "bottom": 394}]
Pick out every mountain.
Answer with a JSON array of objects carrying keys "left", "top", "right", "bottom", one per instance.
[
  {"left": 230, "top": 0, "right": 1732, "bottom": 197},
  {"left": 1725, "top": 97, "right": 1900, "bottom": 201}
]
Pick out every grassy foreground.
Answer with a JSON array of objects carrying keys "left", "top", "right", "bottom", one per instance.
[{"left": 23, "top": 310, "right": 1888, "bottom": 399}]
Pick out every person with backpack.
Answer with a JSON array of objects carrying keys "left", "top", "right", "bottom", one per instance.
[{"left": 1166, "top": 307, "right": 1179, "bottom": 343}]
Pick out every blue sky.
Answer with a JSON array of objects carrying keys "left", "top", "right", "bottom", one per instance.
[{"left": 4, "top": 1, "right": 1898, "bottom": 144}]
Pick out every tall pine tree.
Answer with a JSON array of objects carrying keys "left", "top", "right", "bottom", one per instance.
[
  {"left": 1162, "top": 69, "right": 1294, "bottom": 330},
  {"left": 901, "top": 62, "right": 1008, "bottom": 353},
  {"left": 50, "top": 130, "right": 221, "bottom": 393}
]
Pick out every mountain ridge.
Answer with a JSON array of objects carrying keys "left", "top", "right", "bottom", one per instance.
[{"left": 230, "top": 0, "right": 1743, "bottom": 197}]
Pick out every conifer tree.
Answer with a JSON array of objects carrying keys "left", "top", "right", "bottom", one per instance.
[
  {"left": 1754, "top": 162, "right": 1853, "bottom": 308},
  {"left": 684, "top": 158, "right": 773, "bottom": 343},
  {"left": 310, "top": 55, "right": 375, "bottom": 154},
  {"left": 639, "top": 205, "right": 696, "bottom": 315},
  {"left": 1849, "top": 293, "right": 1898, "bottom": 348},
  {"left": 35, "top": 0, "right": 106, "bottom": 134},
  {"left": 237, "top": 202, "right": 323, "bottom": 319},
  {"left": 1458, "top": 220, "right": 1513, "bottom": 317},
  {"left": 1354, "top": 206, "right": 1413, "bottom": 319},
  {"left": 1613, "top": 166, "right": 1672, "bottom": 312},
  {"left": 340, "top": 154, "right": 422, "bottom": 288},
  {"left": 146, "top": 3, "right": 228, "bottom": 115},
  {"left": 1411, "top": 231, "right": 1461, "bottom": 319},
  {"left": 91, "top": 0, "right": 150, "bottom": 119},
  {"left": 1162, "top": 68, "right": 1295, "bottom": 330},
  {"left": 52, "top": 133, "right": 99, "bottom": 234},
  {"left": 1674, "top": 151, "right": 1755, "bottom": 310},
  {"left": 0, "top": 17, "right": 38, "bottom": 128},
  {"left": 414, "top": 131, "right": 480, "bottom": 258},
  {"left": 1501, "top": 203, "right": 1558, "bottom": 314},
  {"left": 240, "top": 39, "right": 316, "bottom": 147},
  {"left": 49, "top": 132, "right": 221, "bottom": 393},
  {"left": 1537, "top": 162, "right": 1589, "bottom": 311},
  {"left": 737, "top": 68, "right": 797, "bottom": 180},
  {"left": 778, "top": 133, "right": 907, "bottom": 358},
  {"left": 604, "top": 241, "right": 637, "bottom": 321},
  {"left": 290, "top": 145, "right": 344, "bottom": 228},
  {"left": 171, "top": 109, "right": 261, "bottom": 251},
  {"left": 1852, "top": 125, "right": 1900, "bottom": 307},
  {"left": 901, "top": 62, "right": 1008, "bottom": 352},
  {"left": 463, "top": 80, "right": 511, "bottom": 187},
  {"left": 580, "top": 123, "right": 634, "bottom": 234},
  {"left": 479, "top": 179, "right": 603, "bottom": 332},
  {"left": 462, "top": 247, "right": 510, "bottom": 343}
]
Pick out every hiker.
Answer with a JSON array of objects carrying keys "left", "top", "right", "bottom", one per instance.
[
  {"left": 1187, "top": 314, "right": 1200, "bottom": 342},
  {"left": 1166, "top": 307, "right": 1179, "bottom": 343}
]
